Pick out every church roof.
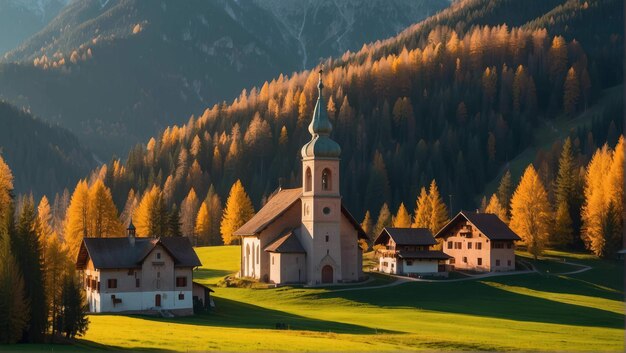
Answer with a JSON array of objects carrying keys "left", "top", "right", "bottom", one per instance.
[
  {"left": 264, "top": 228, "right": 306, "bottom": 253},
  {"left": 233, "top": 188, "right": 302, "bottom": 236},
  {"left": 374, "top": 227, "right": 437, "bottom": 246},
  {"left": 301, "top": 69, "right": 341, "bottom": 159},
  {"left": 76, "top": 236, "right": 201, "bottom": 270},
  {"left": 233, "top": 187, "right": 367, "bottom": 239},
  {"left": 435, "top": 211, "right": 521, "bottom": 241}
]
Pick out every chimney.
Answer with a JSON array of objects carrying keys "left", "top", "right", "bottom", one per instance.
[{"left": 127, "top": 218, "right": 136, "bottom": 246}]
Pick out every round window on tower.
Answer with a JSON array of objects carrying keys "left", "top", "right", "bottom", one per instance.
[{"left": 323, "top": 207, "right": 331, "bottom": 215}]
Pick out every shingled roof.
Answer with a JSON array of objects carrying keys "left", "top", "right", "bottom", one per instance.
[
  {"left": 233, "top": 188, "right": 302, "bottom": 236},
  {"left": 435, "top": 211, "right": 522, "bottom": 241},
  {"left": 233, "top": 187, "right": 367, "bottom": 239},
  {"left": 76, "top": 237, "right": 201, "bottom": 270},
  {"left": 374, "top": 227, "right": 437, "bottom": 246},
  {"left": 264, "top": 228, "right": 305, "bottom": 253}
]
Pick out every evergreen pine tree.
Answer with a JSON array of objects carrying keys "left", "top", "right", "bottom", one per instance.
[
  {"left": 166, "top": 204, "right": 182, "bottom": 237},
  {"left": 497, "top": 170, "right": 513, "bottom": 216},
  {"left": 373, "top": 203, "right": 392, "bottom": 237},
  {"left": 60, "top": 275, "right": 88, "bottom": 339},
  {"left": 14, "top": 196, "right": 47, "bottom": 342}
]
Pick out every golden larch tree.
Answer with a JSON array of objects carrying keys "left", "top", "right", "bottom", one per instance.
[
  {"left": 392, "top": 203, "right": 412, "bottom": 228},
  {"left": 428, "top": 180, "right": 449, "bottom": 234},
  {"left": 88, "top": 179, "right": 123, "bottom": 238},
  {"left": 412, "top": 187, "right": 431, "bottom": 228},
  {"left": 64, "top": 179, "right": 90, "bottom": 257},
  {"left": 195, "top": 202, "right": 211, "bottom": 245},
  {"left": 220, "top": 180, "right": 255, "bottom": 245},
  {"left": 509, "top": 165, "right": 551, "bottom": 259},
  {"left": 485, "top": 194, "right": 508, "bottom": 223},
  {"left": 133, "top": 185, "right": 162, "bottom": 237},
  {"left": 581, "top": 139, "right": 623, "bottom": 257}
]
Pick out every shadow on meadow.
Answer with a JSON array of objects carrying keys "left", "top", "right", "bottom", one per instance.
[
  {"left": 133, "top": 296, "right": 394, "bottom": 334},
  {"left": 193, "top": 268, "right": 233, "bottom": 283},
  {"left": 314, "top": 273, "right": 623, "bottom": 329}
]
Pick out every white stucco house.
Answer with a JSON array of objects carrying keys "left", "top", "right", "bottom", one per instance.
[
  {"left": 76, "top": 223, "right": 203, "bottom": 316},
  {"left": 374, "top": 227, "right": 450, "bottom": 276}
]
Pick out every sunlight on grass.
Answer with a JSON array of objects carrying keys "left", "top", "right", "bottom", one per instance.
[{"left": 481, "top": 281, "right": 624, "bottom": 315}]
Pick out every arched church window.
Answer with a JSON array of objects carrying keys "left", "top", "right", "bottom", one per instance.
[
  {"left": 322, "top": 168, "right": 331, "bottom": 190},
  {"left": 305, "top": 167, "right": 312, "bottom": 191}
]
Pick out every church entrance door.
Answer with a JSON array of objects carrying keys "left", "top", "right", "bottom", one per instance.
[{"left": 321, "top": 265, "right": 333, "bottom": 284}]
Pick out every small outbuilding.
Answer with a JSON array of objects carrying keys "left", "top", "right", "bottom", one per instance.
[{"left": 374, "top": 227, "right": 450, "bottom": 277}]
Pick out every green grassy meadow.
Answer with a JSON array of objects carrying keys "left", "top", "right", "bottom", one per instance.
[{"left": 6, "top": 246, "right": 625, "bottom": 352}]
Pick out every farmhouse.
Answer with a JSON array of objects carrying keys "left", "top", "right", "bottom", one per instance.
[
  {"left": 234, "top": 70, "right": 367, "bottom": 285},
  {"left": 374, "top": 227, "right": 450, "bottom": 276},
  {"left": 435, "top": 211, "right": 521, "bottom": 272},
  {"left": 76, "top": 222, "right": 203, "bottom": 316}
]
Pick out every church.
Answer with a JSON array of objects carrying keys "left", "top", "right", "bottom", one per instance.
[{"left": 234, "top": 70, "right": 366, "bottom": 285}]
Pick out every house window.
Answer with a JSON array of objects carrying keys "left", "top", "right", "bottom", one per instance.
[
  {"left": 96, "top": 282, "right": 100, "bottom": 292},
  {"left": 476, "top": 242, "right": 482, "bottom": 250},
  {"left": 127, "top": 270, "right": 134, "bottom": 276},
  {"left": 176, "top": 277, "right": 187, "bottom": 287},
  {"left": 407, "top": 260, "right": 413, "bottom": 266},
  {"left": 508, "top": 260, "right": 512, "bottom": 266},
  {"left": 325, "top": 235, "right": 329, "bottom": 242},
  {"left": 383, "top": 262, "right": 388, "bottom": 267},
  {"left": 462, "top": 256, "right": 467, "bottom": 263},
  {"left": 507, "top": 242, "right": 512, "bottom": 249},
  {"left": 157, "top": 272, "right": 160, "bottom": 278},
  {"left": 107, "top": 279, "right": 117, "bottom": 289},
  {"left": 178, "top": 293, "right": 185, "bottom": 300},
  {"left": 447, "top": 241, "right": 453, "bottom": 249},
  {"left": 477, "top": 258, "right": 482, "bottom": 266},
  {"left": 496, "top": 259, "right": 501, "bottom": 266},
  {"left": 272, "top": 256, "right": 274, "bottom": 265},
  {"left": 321, "top": 169, "right": 331, "bottom": 190},
  {"left": 455, "top": 242, "right": 462, "bottom": 249},
  {"left": 468, "top": 242, "right": 472, "bottom": 249},
  {"left": 494, "top": 242, "right": 504, "bottom": 249},
  {"left": 136, "top": 278, "right": 140, "bottom": 288},
  {"left": 449, "top": 258, "right": 455, "bottom": 264},
  {"left": 156, "top": 252, "right": 161, "bottom": 259}
]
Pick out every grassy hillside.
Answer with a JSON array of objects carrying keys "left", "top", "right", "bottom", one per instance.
[
  {"left": 6, "top": 246, "right": 619, "bottom": 351},
  {"left": 4, "top": 246, "right": 622, "bottom": 351}
]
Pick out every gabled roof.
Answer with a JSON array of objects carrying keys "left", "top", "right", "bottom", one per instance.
[
  {"left": 264, "top": 228, "right": 306, "bottom": 253},
  {"left": 435, "top": 211, "right": 522, "bottom": 241},
  {"left": 232, "top": 187, "right": 367, "bottom": 239},
  {"left": 233, "top": 188, "right": 302, "bottom": 236},
  {"left": 373, "top": 227, "right": 436, "bottom": 246},
  {"left": 397, "top": 250, "right": 451, "bottom": 260},
  {"left": 76, "top": 236, "right": 201, "bottom": 270}
]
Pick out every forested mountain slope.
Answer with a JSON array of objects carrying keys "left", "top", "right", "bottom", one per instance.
[
  {"left": 0, "top": 0, "right": 68, "bottom": 56},
  {"left": 0, "top": 102, "right": 94, "bottom": 198},
  {"left": 0, "top": 0, "right": 448, "bottom": 157},
  {"left": 89, "top": 0, "right": 622, "bottom": 224}
]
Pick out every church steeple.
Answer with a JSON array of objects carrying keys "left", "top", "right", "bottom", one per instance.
[{"left": 301, "top": 69, "right": 341, "bottom": 159}]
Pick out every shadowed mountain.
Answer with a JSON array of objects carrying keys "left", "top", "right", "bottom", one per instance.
[{"left": 0, "top": 0, "right": 449, "bottom": 157}]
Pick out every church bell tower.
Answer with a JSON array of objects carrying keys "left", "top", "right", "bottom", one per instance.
[{"left": 300, "top": 69, "right": 343, "bottom": 284}]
